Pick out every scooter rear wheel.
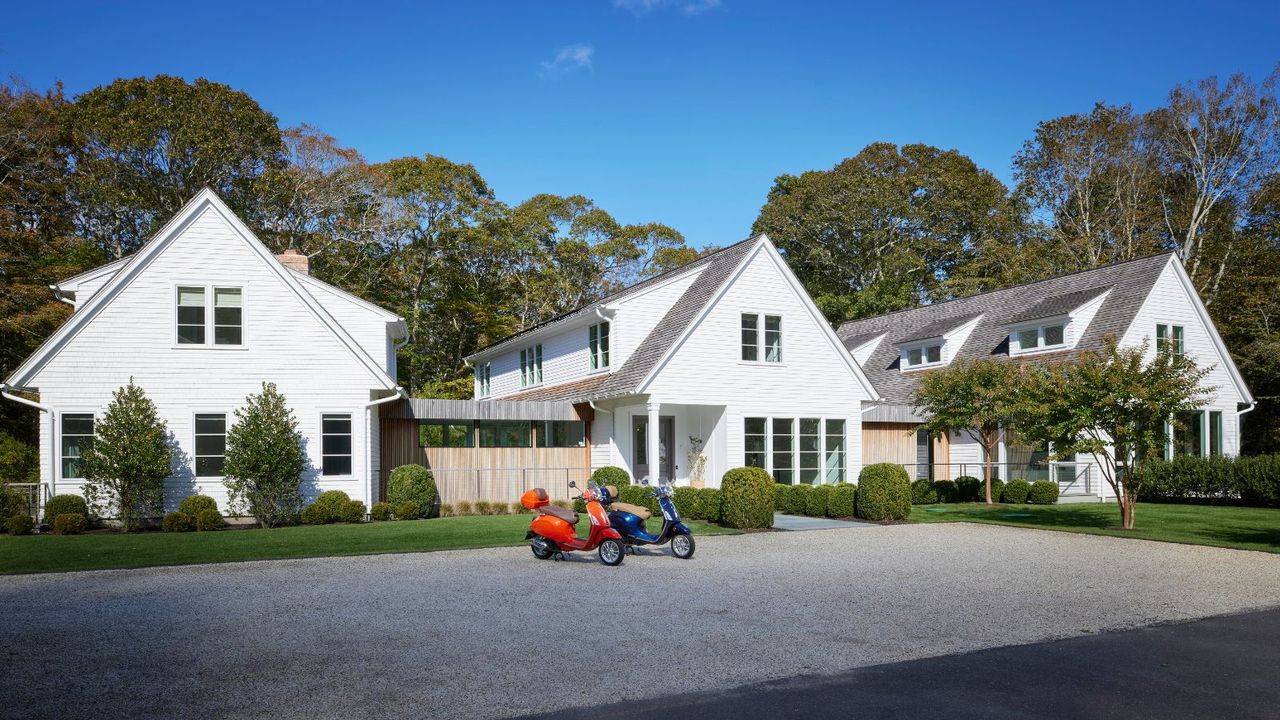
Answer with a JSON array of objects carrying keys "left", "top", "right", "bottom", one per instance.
[
  {"left": 598, "top": 539, "right": 624, "bottom": 566},
  {"left": 671, "top": 532, "right": 695, "bottom": 559},
  {"left": 531, "top": 541, "right": 554, "bottom": 560}
]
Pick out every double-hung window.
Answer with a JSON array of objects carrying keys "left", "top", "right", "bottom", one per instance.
[
  {"left": 476, "top": 363, "right": 491, "bottom": 398},
  {"left": 176, "top": 286, "right": 243, "bottom": 346},
  {"left": 520, "top": 345, "right": 543, "bottom": 387},
  {"left": 772, "top": 418, "right": 794, "bottom": 484},
  {"left": 744, "top": 417, "right": 767, "bottom": 468},
  {"left": 177, "top": 287, "right": 206, "bottom": 344},
  {"left": 741, "top": 314, "right": 759, "bottom": 361},
  {"left": 1156, "top": 324, "right": 1185, "bottom": 357},
  {"left": 60, "top": 414, "right": 94, "bottom": 479},
  {"left": 321, "top": 414, "right": 353, "bottom": 476},
  {"left": 1013, "top": 321, "right": 1066, "bottom": 354},
  {"left": 194, "top": 414, "right": 227, "bottom": 477},
  {"left": 904, "top": 342, "right": 942, "bottom": 368},
  {"left": 589, "top": 322, "right": 610, "bottom": 370},
  {"left": 741, "top": 313, "right": 782, "bottom": 363},
  {"left": 798, "top": 418, "right": 821, "bottom": 484}
]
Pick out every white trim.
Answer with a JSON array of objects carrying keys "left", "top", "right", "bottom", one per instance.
[
  {"left": 191, "top": 410, "right": 229, "bottom": 480},
  {"left": 172, "top": 283, "right": 249, "bottom": 350},
  {"left": 1008, "top": 316, "right": 1068, "bottom": 356},
  {"left": 287, "top": 267, "right": 403, "bottom": 323},
  {"left": 1163, "top": 257, "right": 1253, "bottom": 404},
  {"left": 318, "top": 410, "right": 356, "bottom": 481},
  {"left": 54, "top": 256, "right": 130, "bottom": 293},
  {"left": 57, "top": 409, "right": 96, "bottom": 483}
]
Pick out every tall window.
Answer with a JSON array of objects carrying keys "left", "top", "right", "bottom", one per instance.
[
  {"left": 798, "top": 418, "right": 821, "bottom": 484},
  {"left": 213, "top": 288, "right": 242, "bottom": 345},
  {"left": 538, "top": 421, "right": 586, "bottom": 448},
  {"left": 1209, "top": 411, "right": 1223, "bottom": 457},
  {"left": 520, "top": 345, "right": 543, "bottom": 387},
  {"left": 60, "top": 414, "right": 94, "bottom": 479},
  {"left": 589, "top": 322, "right": 610, "bottom": 370},
  {"left": 177, "top": 287, "right": 206, "bottom": 344},
  {"left": 476, "top": 363, "right": 491, "bottom": 398},
  {"left": 194, "top": 414, "right": 227, "bottom": 477},
  {"left": 321, "top": 414, "right": 353, "bottom": 476},
  {"left": 1171, "top": 410, "right": 1204, "bottom": 458},
  {"left": 419, "top": 421, "right": 472, "bottom": 448},
  {"left": 764, "top": 315, "right": 782, "bottom": 362},
  {"left": 478, "top": 421, "right": 532, "bottom": 448},
  {"left": 772, "top": 418, "right": 794, "bottom": 484},
  {"left": 825, "top": 419, "right": 846, "bottom": 483},
  {"left": 1157, "top": 324, "right": 1185, "bottom": 357},
  {"left": 741, "top": 314, "right": 759, "bottom": 361},
  {"left": 744, "top": 417, "right": 767, "bottom": 469}
]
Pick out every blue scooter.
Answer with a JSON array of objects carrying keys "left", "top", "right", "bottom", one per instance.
[{"left": 604, "top": 482, "right": 695, "bottom": 559}]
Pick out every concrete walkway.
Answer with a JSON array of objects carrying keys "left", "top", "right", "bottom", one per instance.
[{"left": 772, "top": 512, "right": 875, "bottom": 530}]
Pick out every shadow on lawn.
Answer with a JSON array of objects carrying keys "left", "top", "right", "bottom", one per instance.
[
  {"left": 1196, "top": 526, "right": 1280, "bottom": 550},
  {"left": 936, "top": 505, "right": 1120, "bottom": 530}
]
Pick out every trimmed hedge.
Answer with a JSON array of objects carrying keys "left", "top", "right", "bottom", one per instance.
[
  {"left": 195, "top": 508, "right": 227, "bottom": 531},
  {"left": 720, "top": 467, "right": 775, "bottom": 529},
  {"left": 1028, "top": 480, "right": 1060, "bottom": 505},
  {"left": 773, "top": 484, "right": 794, "bottom": 514},
  {"left": 591, "top": 466, "right": 631, "bottom": 494},
  {"left": 856, "top": 463, "right": 911, "bottom": 521},
  {"left": 302, "top": 490, "right": 354, "bottom": 525},
  {"left": 370, "top": 502, "right": 393, "bottom": 521},
  {"left": 806, "top": 485, "right": 832, "bottom": 517},
  {"left": 673, "top": 486, "right": 699, "bottom": 516},
  {"left": 911, "top": 479, "right": 938, "bottom": 505},
  {"left": 695, "top": 487, "right": 722, "bottom": 522},
  {"left": 387, "top": 464, "right": 437, "bottom": 516},
  {"left": 1002, "top": 479, "right": 1031, "bottom": 504},
  {"left": 395, "top": 500, "right": 422, "bottom": 520},
  {"left": 44, "top": 494, "right": 89, "bottom": 524},
  {"left": 955, "top": 476, "right": 982, "bottom": 502},
  {"left": 7, "top": 514, "right": 34, "bottom": 536},
  {"left": 53, "top": 513, "right": 86, "bottom": 535},
  {"left": 162, "top": 511, "right": 193, "bottom": 532},
  {"left": 789, "top": 484, "right": 813, "bottom": 515},
  {"left": 618, "top": 485, "right": 660, "bottom": 515},
  {"left": 178, "top": 495, "right": 218, "bottom": 518},
  {"left": 933, "top": 479, "right": 958, "bottom": 503},
  {"left": 1139, "top": 454, "right": 1280, "bottom": 507},
  {"left": 828, "top": 483, "right": 856, "bottom": 518}
]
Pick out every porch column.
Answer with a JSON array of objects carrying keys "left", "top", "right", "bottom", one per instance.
[{"left": 647, "top": 400, "right": 661, "bottom": 484}]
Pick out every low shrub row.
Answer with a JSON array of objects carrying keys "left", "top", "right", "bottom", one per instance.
[
  {"left": 301, "top": 490, "right": 367, "bottom": 525},
  {"left": 912, "top": 476, "right": 1059, "bottom": 505},
  {"left": 162, "top": 494, "right": 228, "bottom": 532},
  {"left": 775, "top": 482, "right": 857, "bottom": 519},
  {"left": 1139, "top": 454, "right": 1280, "bottom": 507}
]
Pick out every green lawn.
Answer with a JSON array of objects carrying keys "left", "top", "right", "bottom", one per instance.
[
  {"left": 0, "top": 515, "right": 738, "bottom": 575},
  {"left": 913, "top": 501, "right": 1280, "bottom": 554}
]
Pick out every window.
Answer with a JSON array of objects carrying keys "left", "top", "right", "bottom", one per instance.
[
  {"left": 1013, "top": 322, "right": 1066, "bottom": 353},
  {"left": 321, "top": 414, "right": 353, "bottom": 476},
  {"left": 479, "top": 421, "right": 532, "bottom": 448},
  {"left": 538, "top": 421, "right": 586, "bottom": 448},
  {"left": 1157, "top": 324, "right": 1185, "bottom": 357},
  {"left": 1209, "top": 411, "right": 1223, "bottom": 457},
  {"left": 1171, "top": 410, "right": 1204, "bottom": 458},
  {"left": 905, "top": 343, "right": 942, "bottom": 368},
  {"left": 475, "top": 363, "right": 491, "bottom": 398},
  {"left": 213, "top": 288, "right": 242, "bottom": 345},
  {"left": 520, "top": 345, "right": 543, "bottom": 387},
  {"left": 798, "top": 418, "right": 821, "bottom": 484},
  {"left": 1044, "top": 323, "right": 1065, "bottom": 346},
  {"left": 744, "top": 417, "right": 767, "bottom": 469},
  {"left": 825, "top": 419, "right": 846, "bottom": 483},
  {"left": 764, "top": 315, "right": 782, "bottom": 362},
  {"left": 589, "top": 322, "right": 610, "bottom": 370},
  {"left": 177, "top": 287, "right": 206, "bottom": 344},
  {"left": 60, "top": 414, "right": 94, "bottom": 479},
  {"left": 772, "top": 418, "right": 794, "bottom": 484},
  {"left": 193, "top": 414, "right": 227, "bottom": 477},
  {"left": 419, "top": 421, "right": 472, "bottom": 448},
  {"left": 741, "top": 314, "right": 759, "bottom": 361}
]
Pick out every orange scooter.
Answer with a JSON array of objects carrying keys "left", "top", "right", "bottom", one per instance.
[{"left": 521, "top": 481, "right": 625, "bottom": 566}]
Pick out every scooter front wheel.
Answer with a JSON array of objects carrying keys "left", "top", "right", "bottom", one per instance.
[
  {"left": 598, "top": 539, "right": 624, "bottom": 566},
  {"left": 671, "top": 532, "right": 695, "bottom": 559}
]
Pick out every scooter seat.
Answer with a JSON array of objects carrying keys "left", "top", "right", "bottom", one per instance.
[
  {"left": 611, "top": 502, "right": 651, "bottom": 520},
  {"left": 538, "top": 504, "right": 578, "bottom": 524}
]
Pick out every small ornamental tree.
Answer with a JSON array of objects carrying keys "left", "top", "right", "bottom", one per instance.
[
  {"left": 223, "top": 383, "right": 305, "bottom": 528},
  {"left": 1016, "top": 338, "right": 1211, "bottom": 529},
  {"left": 81, "top": 380, "right": 173, "bottom": 531},
  {"left": 912, "top": 360, "right": 1027, "bottom": 505}
]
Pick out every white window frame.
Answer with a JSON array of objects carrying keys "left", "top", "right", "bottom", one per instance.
[
  {"left": 58, "top": 410, "right": 96, "bottom": 481},
  {"left": 741, "top": 312, "right": 784, "bottom": 365},
  {"left": 172, "top": 283, "right": 248, "bottom": 350},
  {"left": 476, "top": 362, "right": 491, "bottom": 398},
  {"left": 1156, "top": 324, "right": 1186, "bottom": 357},
  {"left": 744, "top": 415, "right": 848, "bottom": 485},
  {"left": 1009, "top": 318, "right": 1068, "bottom": 356},
  {"left": 588, "top": 321, "right": 610, "bottom": 372},
  {"left": 900, "top": 340, "right": 944, "bottom": 370},
  {"left": 192, "top": 411, "right": 229, "bottom": 479},
  {"left": 519, "top": 344, "right": 544, "bottom": 388},
  {"left": 319, "top": 412, "right": 355, "bottom": 479}
]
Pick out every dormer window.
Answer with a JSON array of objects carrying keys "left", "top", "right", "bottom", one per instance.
[
  {"left": 1011, "top": 321, "right": 1066, "bottom": 355},
  {"left": 903, "top": 342, "right": 942, "bottom": 369}
]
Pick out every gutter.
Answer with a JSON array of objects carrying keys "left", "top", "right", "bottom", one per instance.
[
  {"left": 1, "top": 384, "right": 56, "bottom": 503},
  {"left": 363, "top": 387, "right": 406, "bottom": 513}
]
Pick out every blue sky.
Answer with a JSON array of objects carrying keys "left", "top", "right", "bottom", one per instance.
[{"left": 4, "top": 1, "right": 1279, "bottom": 247}]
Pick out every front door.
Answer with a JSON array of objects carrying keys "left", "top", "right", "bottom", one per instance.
[{"left": 632, "top": 416, "right": 675, "bottom": 483}]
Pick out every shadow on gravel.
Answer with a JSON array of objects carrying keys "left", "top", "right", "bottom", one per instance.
[{"left": 517, "top": 607, "right": 1280, "bottom": 720}]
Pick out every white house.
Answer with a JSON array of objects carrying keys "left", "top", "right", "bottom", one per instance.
[
  {"left": 838, "top": 253, "right": 1255, "bottom": 500},
  {"left": 2, "top": 189, "right": 407, "bottom": 515}
]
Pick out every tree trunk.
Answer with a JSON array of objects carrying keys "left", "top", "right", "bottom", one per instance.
[
  {"left": 983, "top": 429, "right": 995, "bottom": 505},
  {"left": 1123, "top": 493, "right": 1137, "bottom": 530}
]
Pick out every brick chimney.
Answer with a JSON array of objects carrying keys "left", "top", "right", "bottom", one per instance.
[{"left": 277, "top": 247, "right": 310, "bottom": 275}]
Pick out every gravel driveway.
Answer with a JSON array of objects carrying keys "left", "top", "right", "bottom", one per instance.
[{"left": 3, "top": 524, "right": 1279, "bottom": 719}]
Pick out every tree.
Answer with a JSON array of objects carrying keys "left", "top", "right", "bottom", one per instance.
[
  {"left": 81, "top": 381, "right": 174, "bottom": 531},
  {"left": 753, "top": 142, "right": 1020, "bottom": 323},
  {"left": 911, "top": 360, "right": 1028, "bottom": 504},
  {"left": 1016, "top": 338, "right": 1211, "bottom": 529},
  {"left": 68, "top": 75, "right": 285, "bottom": 258},
  {"left": 223, "top": 383, "right": 306, "bottom": 528}
]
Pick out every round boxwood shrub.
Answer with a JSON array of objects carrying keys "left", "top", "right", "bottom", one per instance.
[
  {"left": 773, "top": 483, "right": 794, "bottom": 513},
  {"left": 987, "top": 478, "right": 1006, "bottom": 503},
  {"left": 673, "top": 486, "right": 699, "bottom": 515},
  {"left": 806, "top": 485, "right": 832, "bottom": 517},
  {"left": 395, "top": 500, "right": 422, "bottom": 520},
  {"left": 387, "top": 464, "right": 437, "bottom": 516},
  {"left": 7, "top": 514, "right": 34, "bottom": 536},
  {"left": 1003, "top": 479, "right": 1031, "bottom": 504},
  {"left": 43, "top": 494, "right": 88, "bottom": 524},
  {"left": 828, "top": 483, "right": 855, "bottom": 518},
  {"left": 302, "top": 490, "right": 352, "bottom": 524},
  {"left": 955, "top": 476, "right": 982, "bottom": 502},
  {"left": 53, "top": 512, "right": 86, "bottom": 535},
  {"left": 911, "top": 478, "right": 939, "bottom": 505},
  {"left": 178, "top": 494, "right": 218, "bottom": 518},
  {"left": 695, "top": 487, "right": 722, "bottom": 522},
  {"left": 933, "top": 479, "right": 958, "bottom": 503},
  {"left": 1028, "top": 480, "right": 1060, "bottom": 505},
  {"left": 162, "top": 511, "right": 193, "bottom": 532},
  {"left": 856, "top": 463, "right": 911, "bottom": 521},
  {"left": 789, "top": 483, "right": 813, "bottom": 515},
  {"left": 195, "top": 508, "right": 227, "bottom": 531},
  {"left": 591, "top": 466, "right": 630, "bottom": 495},
  {"left": 370, "top": 502, "right": 393, "bottom": 521},
  {"left": 720, "top": 467, "right": 775, "bottom": 529},
  {"left": 342, "top": 499, "right": 366, "bottom": 523}
]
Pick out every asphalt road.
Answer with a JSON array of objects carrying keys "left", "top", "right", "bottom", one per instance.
[{"left": 2, "top": 523, "right": 1278, "bottom": 719}]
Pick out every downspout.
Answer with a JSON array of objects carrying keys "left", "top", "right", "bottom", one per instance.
[
  {"left": 49, "top": 284, "right": 75, "bottom": 307},
  {"left": 364, "top": 387, "right": 406, "bottom": 514},
  {"left": 1238, "top": 402, "right": 1257, "bottom": 455},
  {"left": 1, "top": 384, "right": 56, "bottom": 508}
]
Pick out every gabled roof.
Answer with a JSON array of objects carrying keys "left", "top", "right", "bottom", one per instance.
[
  {"left": 5, "top": 189, "right": 399, "bottom": 391},
  {"left": 897, "top": 313, "right": 982, "bottom": 343},
  {"left": 54, "top": 256, "right": 130, "bottom": 294},
  {"left": 838, "top": 253, "right": 1175, "bottom": 404},
  {"left": 841, "top": 331, "right": 885, "bottom": 352}
]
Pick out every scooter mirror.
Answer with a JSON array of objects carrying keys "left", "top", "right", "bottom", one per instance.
[{"left": 567, "top": 480, "right": 577, "bottom": 488}]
